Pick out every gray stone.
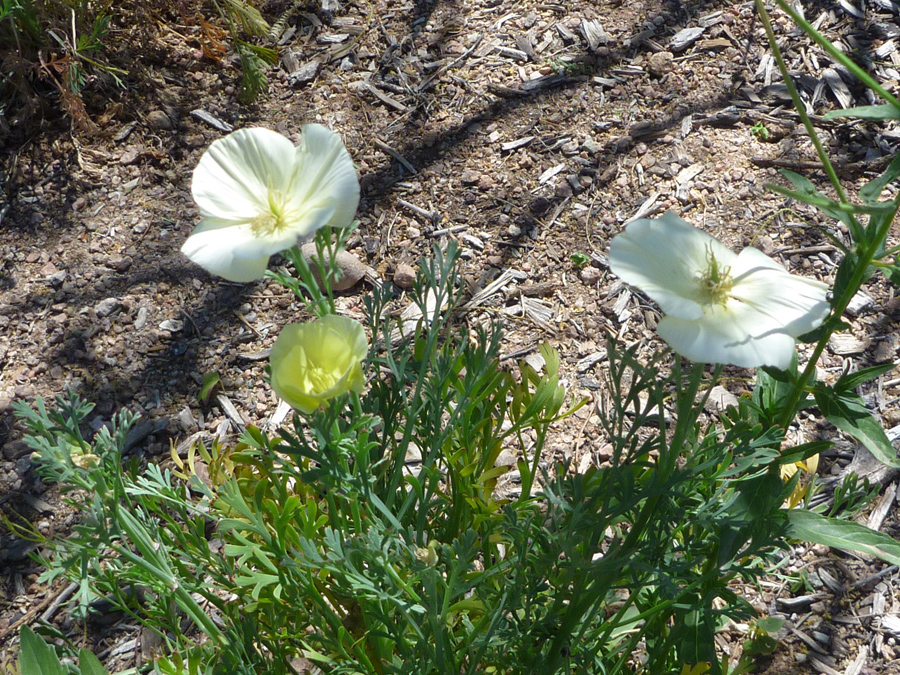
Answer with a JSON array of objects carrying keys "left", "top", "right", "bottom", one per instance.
[
  {"left": 134, "top": 306, "right": 149, "bottom": 330},
  {"left": 582, "top": 137, "right": 601, "bottom": 154},
  {"left": 95, "top": 297, "right": 122, "bottom": 318},
  {"left": 2, "top": 439, "right": 32, "bottom": 460},
  {"left": 580, "top": 267, "right": 602, "bottom": 285},
  {"left": 704, "top": 385, "right": 739, "bottom": 414},
  {"left": 48, "top": 270, "right": 67, "bottom": 287}
]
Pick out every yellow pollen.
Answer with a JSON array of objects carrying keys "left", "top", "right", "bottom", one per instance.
[
  {"left": 250, "top": 188, "right": 288, "bottom": 237},
  {"left": 696, "top": 246, "right": 733, "bottom": 306}
]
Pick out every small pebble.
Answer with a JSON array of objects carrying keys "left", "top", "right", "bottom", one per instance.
[
  {"left": 134, "top": 306, "right": 149, "bottom": 330},
  {"left": 159, "top": 319, "right": 184, "bottom": 332},
  {"left": 147, "top": 110, "right": 174, "bottom": 130},
  {"left": 300, "top": 243, "right": 366, "bottom": 291},
  {"left": 95, "top": 297, "right": 122, "bottom": 318},
  {"left": 647, "top": 51, "right": 674, "bottom": 77},
  {"left": 580, "top": 267, "right": 602, "bottom": 285},
  {"left": 393, "top": 263, "right": 417, "bottom": 289},
  {"left": 810, "top": 543, "right": 830, "bottom": 556}
]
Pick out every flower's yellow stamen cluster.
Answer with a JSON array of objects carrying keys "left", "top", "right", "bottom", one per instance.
[
  {"left": 251, "top": 188, "right": 288, "bottom": 237},
  {"left": 296, "top": 355, "right": 334, "bottom": 392},
  {"left": 696, "top": 245, "right": 733, "bottom": 307}
]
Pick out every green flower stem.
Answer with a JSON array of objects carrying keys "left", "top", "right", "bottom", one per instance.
[
  {"left": 518, "top": 426, "right": 548, "bottom": 503},
  {"left": 386, "top": 250, "right": 458, "bottom": 514},
  {"left": 777, "top": 198, "right": 900, "bottom": 428},
  {"left": 542, "top": 359, "right": 712, "bottom": 671},
  {"left": 756, "top": 0, "right": 900, "bottom": 429},
  {"left": 75, "top": 52, "right": 129, "bottom": 76},
  {"left": 541, "top": 560, "right": 619, "bottom": 672},
  {"left": 666, "top": 360, "right": 711, "bottom": 475},
  {"left": 754, "top": 0, "right": 850, "bottom": 206}
]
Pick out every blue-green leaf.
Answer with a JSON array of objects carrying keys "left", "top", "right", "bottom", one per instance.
[
  {"left": 823, "top": 104, "right": 900, "bottom": 121},
  {"left": 860, "top": 153, "right": 900, "bottom": 204},
  {"left": 17, "top": 626, "right": 66, "bottom": 675},
  {"left": 885, "top": 263, "right": 900, "bottom": 289},
  {"left": 814, "top": 389, "right": 900, "bottom": 468},
  {"left": 778, "top": 440, "right": 832, "bottom": 466},
  {"left": 834, "top": 363, "right": 897, "bottom": 393},
  {"left": 199, "top": 372, "right": 221, "bottom": 403},
  {"left": 786, "top": 509, "right": 900, "bottom": 565},
  {"left": 79, "top": 648, "right": 109, "bottom": 675}
]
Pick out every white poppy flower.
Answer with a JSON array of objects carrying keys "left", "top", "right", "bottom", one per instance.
[
  {"left": 181, "top": 125, "right": 360, "bottom": 282},
  {"left": 609, "top": 212, "right": 830, "bottom": 369}
]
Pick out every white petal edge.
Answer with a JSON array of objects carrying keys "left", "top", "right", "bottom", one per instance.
[
  {"left": 192, "top": 128, "right": 298, "bottom": 220},
  {"left": 287, "top": 124, "right": 360, "bottom": 233},
  {"left": 181, "top": 222, "right": 271, "bottom": 282},
  {"left": 730, "top": 247, "right": 831, "bottom": 337},
  {"left": 609, "top": 212, "right": 737, "bottom": 320},
  {"left": 658, "top": 313, "right": 797, "bottom": 369}
]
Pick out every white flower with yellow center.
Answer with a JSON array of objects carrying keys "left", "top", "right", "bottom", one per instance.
[
  {"left": 609, "top": 212, "right": 831, "bottom": 369},
  {"left": 181, "top": 125, "right": 360, "bottom": 282}
]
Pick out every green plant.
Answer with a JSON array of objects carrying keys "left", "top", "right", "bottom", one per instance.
[
  {"left": 569, "top": 252, "right": 591, "bottom": 268},
  {"left": 828, "top": 472, "right": 880, "bottom": 518},
  {"left": 17, "top": 236, "right": 900, "bottom": 674},
  {"left": 17, "top": 625, "right": 110, "bottom": 675},
  {"left": 205, "top": 0, "right": 274, "bottom": 103},
  {"left": 750, "top": 121, "right": 770, "bottom": 141},
  {"left": 11, "top": 9, "right": 900, "bottom": 667},
  {"left": 545, "top": 57, "right": 592, "bottom": 76},
  {"left": 0, "top": 0, "right": 275, "bottom": 137}
]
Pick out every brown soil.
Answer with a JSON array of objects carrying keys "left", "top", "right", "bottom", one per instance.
[{"left": 1, "top": 0, "right": 899, "bottom": 672}]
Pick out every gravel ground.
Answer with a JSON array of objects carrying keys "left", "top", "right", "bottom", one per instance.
[{"left": 1, "top": 0, "right": 899, "bottom": 671}]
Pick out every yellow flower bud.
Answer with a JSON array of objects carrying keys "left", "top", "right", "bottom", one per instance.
[
  {"left": 269, "top": 315, "right": 368, "bottom": 413},
  {"left": 415, "top": 541, "right": 439, "bottom": 566}
]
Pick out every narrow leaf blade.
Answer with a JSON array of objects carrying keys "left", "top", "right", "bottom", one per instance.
[
  {"left": 834, "top": 363, "right": 897, "bottom": 393},
  {"left": 823, "top": 104, "right": 900, "bottom": 121},
  {"left": 18, "top": 626, "right": 66, "bottom": 675},
  {"left": 860, "top": 153, "right": 900, "bottom": 203},
  {"left": 787, "top": 509, "right": 900, "bottom": 565},
  {"left": 79, "top": 648, "right": 109, "bottom": 675},
  {"left": 814, "top": 389, "right": 900, "bottom": 468}
]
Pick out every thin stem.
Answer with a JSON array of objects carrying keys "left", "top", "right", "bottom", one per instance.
[
  {"left": 777, "top": 200, "right": 900, "bottom": 427},
  {"left": 754, "top": 0, "right": 850, "bottom": 205},
  {"left": 774, "top": 0, "right": 900, "bottom": 110}
]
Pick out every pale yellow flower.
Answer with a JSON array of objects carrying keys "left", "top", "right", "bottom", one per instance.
[{"left": 269, "top": 315, "right": 368, "bottom": 413}]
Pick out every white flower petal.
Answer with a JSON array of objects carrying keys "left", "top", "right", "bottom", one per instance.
[
  {"left": 609, "top": 212, "right": 736, "bottom": 320},
  {"left": 730, "top": 247, "right": 831, "bottom": 337},
  {"left": 184, "top": 126, "right": 360, "bottom": 283},
  {"left": 192, "top": 128, "right": 297, "bottom": 220},
  {"left": 189, "top": 217, "right": 293, "bottom": 261},
  {"left": 658, "top": 310, "right": 797, "bottom": 369},
  {"left": 276, "top": 203, "right": 340, "bottom": 246},
  {"left": 181, "top": 221, "right": 271, "bottom": 282},
  {"left": 287, "top": 124, "right": 360, "bottom": 234}
]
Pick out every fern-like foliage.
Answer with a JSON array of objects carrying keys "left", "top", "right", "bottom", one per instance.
[
  {"left": 267, "top": 0, "right": 302, "bottom": 43},
  {"left": 211, "top": 0, "right": 273, "bottom": 102}
]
